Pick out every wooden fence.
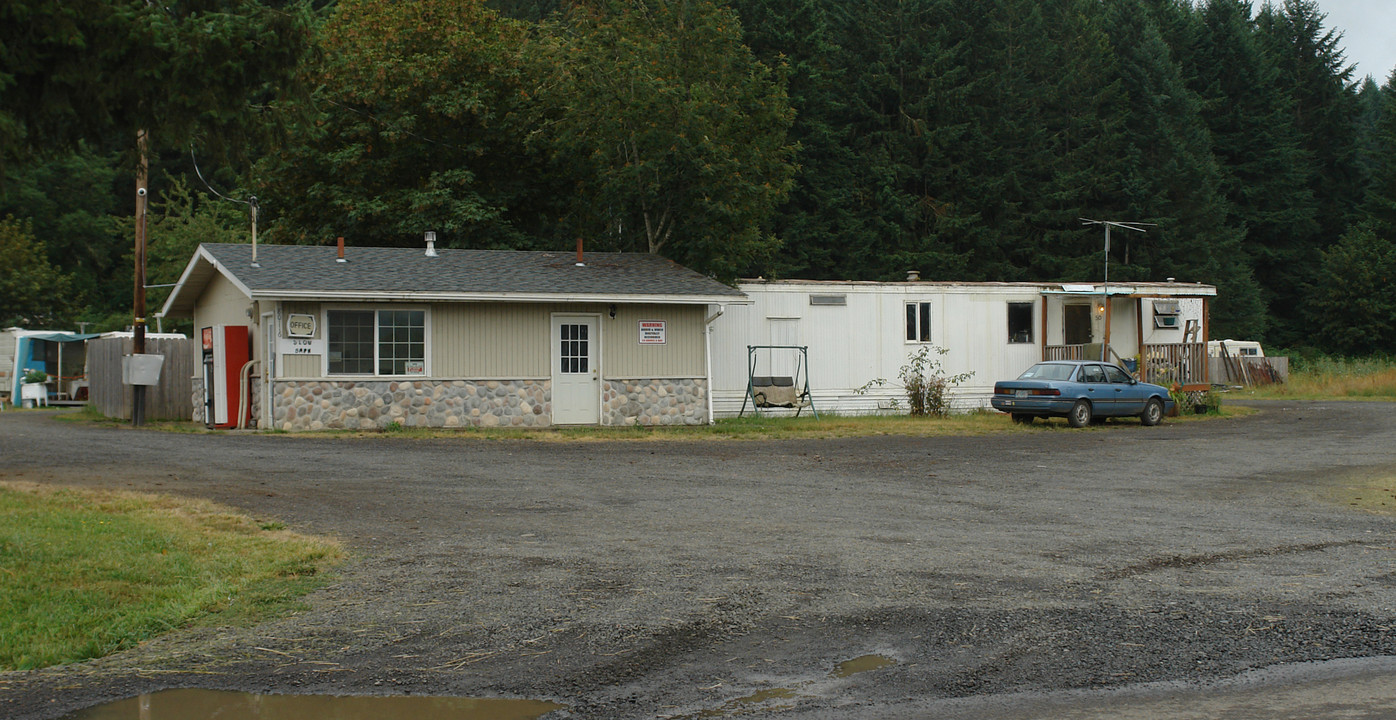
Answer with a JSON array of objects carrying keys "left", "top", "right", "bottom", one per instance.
[
  {"left": 1139, "top": 343, "right": 1208, "bottom": 386},
  {"left": 1209, "top": 355, "right": 1288, "bottom": 386},
  {"left": 87, "top": 336, "right": 194, "bottom": 420}
]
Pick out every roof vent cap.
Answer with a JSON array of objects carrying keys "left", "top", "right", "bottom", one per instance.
[
  {"left": 907, "top": 270, "right": 921, "bottom": 282},
  {"left": 425, "top": 231, "right": 438, "bottom": 258}
]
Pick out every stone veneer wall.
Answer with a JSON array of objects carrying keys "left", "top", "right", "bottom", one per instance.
[
  {"left": 190, "top": 377, "right": 204, "bottom": 424},
  {"left": 603, "top": 378, "right": 707, "bottom": 426},
  {"left": 249, "top": 377, "right": 261, "bottom": 429},
  {"left": 188, "top": 376, "right": 262, "bottom": 427},
  {"left": 271, "top": 379, "right": 550, "bottom": 431}
]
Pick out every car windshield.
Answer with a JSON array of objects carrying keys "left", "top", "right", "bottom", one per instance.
[{"left": 1017, "top": 363, "right": 1076, "bottom": 381}]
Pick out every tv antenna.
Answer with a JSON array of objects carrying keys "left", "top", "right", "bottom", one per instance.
[{"left": 1079, "top": 218, "right": 1154, "bottom": 361}]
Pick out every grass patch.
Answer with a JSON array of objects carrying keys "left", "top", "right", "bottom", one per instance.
[
  {"left": 53, "top": 404, "right": 209, "bottom": 432},
  {"left": 1240, "top": 355, "right": 1396, "bottom": 401},
  {"left": 1323, "top": 471, "right": 1396, "bottom": 516},
  {"left": 0, "top": 482, "right": 343, "bottom": 671},
  {"left": 250, "top": 407, "right": 1242, "bottom": 441}
]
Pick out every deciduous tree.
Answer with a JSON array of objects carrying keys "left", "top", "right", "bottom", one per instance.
[{"left": 533, "top": 0, "right": 797, "bottom": 280}]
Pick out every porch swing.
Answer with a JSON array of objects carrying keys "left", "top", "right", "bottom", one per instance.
[{"left": 739, "top": 345, "right": 818, "bottom": 418}]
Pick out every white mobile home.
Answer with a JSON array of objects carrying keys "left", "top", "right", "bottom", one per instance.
[{"left": 709, "top": 279, "right": 1216, "bottom": 416}]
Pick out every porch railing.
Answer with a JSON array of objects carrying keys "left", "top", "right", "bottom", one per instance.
[
  {"left": 1044, "top": 342, "right": 1208, "bottom": 387},
  {"left": 1044, "top": 344, "right": 1125, "bottom": 364},
  {"left": 1139, "top": 342, "right": 1207, "bottom": 386}
]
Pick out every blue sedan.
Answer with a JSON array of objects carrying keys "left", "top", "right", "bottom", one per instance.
[{"left": 991, "top": 360, "right": 1174, "bottom": 427}]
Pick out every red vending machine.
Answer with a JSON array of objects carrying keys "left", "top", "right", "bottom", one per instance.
[{"left": 202, "top": 325, "right": 251, "bottom": 428}]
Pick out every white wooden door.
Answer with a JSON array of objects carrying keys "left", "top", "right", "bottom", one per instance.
[{"left": 552, "top": 315, "right": 600, "bottom": 424}]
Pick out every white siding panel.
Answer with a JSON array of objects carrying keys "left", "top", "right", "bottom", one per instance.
[{"left": 712, "top": 284, "right": 1051, "bottom": 415}]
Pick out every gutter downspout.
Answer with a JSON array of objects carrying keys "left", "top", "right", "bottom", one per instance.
[{"left": 704, "top": 305, "right": 726, "bottom": 424}]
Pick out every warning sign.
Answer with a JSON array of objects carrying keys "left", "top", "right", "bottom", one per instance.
[{"left": 638, "top": 320, "right": 667, "bottom": 345}]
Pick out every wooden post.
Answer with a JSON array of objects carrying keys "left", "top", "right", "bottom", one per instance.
[
  {"left": 1039, "top": 293, "right": 1047, "bottom": 360},
  {"left": 132, "top": 129, "right": 149, "bottom": 427},
  {"left": 1102, "top": 295, "right": 1112, "bottom": 362},
  {"left": 1202, "top": 297, "right": 1210, "bottom": 384},
  {"left": 1136, "top": 298, "right": 1145, "bottom": 381}
]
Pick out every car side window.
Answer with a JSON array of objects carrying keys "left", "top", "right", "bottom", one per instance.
[
  {"left": 1105, "top": 366, "right": 1132, "bottom": 383},
  {"left": 1082, "top": 365, "right": 1107, "bottom": 383}
]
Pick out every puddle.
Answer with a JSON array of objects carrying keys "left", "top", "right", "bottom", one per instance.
[
  {"left": 682, "top": 654, "right": 898, "bottom": 718},
  {"left": 831, "top": 654, "right": 896, "bottom": 678},
  {"left": 61, "top": 689, "right": 563, "bottom": 720},
  {"left": 693, "top": 687, "right": 799, "bottom": 717}
]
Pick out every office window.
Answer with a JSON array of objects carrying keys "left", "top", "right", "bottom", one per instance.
[{"left": 327, "top": 308, "right": 426, "bottom": 376}]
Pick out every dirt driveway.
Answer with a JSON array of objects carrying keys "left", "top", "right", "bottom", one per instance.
[{"left": 1, "top": 401, "right": 1394, "bottom": 719}]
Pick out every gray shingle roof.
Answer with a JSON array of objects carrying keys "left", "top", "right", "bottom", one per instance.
[{"left": 187, "top": 243, "right": 746, "bottom": 303}]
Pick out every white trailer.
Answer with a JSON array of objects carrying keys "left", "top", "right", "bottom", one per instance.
[{"left": 709, "top": 279, "right": 1215, "bottom": 417}]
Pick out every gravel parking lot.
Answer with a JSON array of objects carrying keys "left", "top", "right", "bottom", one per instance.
[{"left": 1, "top": 401, "right": 1394, "bottom": 719}]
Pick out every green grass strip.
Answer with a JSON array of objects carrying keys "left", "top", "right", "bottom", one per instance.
[{"left": 0, "top": 483, "right": 342, "bottom": 671}]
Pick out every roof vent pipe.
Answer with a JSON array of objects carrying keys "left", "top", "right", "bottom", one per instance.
[
  {"left": 336, "top": 236, "right": 346, "bottom": 263},
  {"left": 425, "top": 231, "right": 438, "bottom": 258},
  {"left": 575, "top": 237, "right": 585, "bottom": 267},
  {"left": 907, "top": 270, "right": 920, "bottom": 282}
]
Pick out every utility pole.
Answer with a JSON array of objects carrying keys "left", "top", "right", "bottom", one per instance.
[
  {"left": 1080, "top": 218, "right": 1153, "bottom": 362},
  {"left": 133, "top": 129, "right": 149, "bottom": 427}
]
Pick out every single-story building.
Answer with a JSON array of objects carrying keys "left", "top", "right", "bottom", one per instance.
[
  {"left": 159, "top": 241, "right": 749, "bottom": 430},
  {"left": 709, "top": 278, "right": 1216, "bottom": 416}
]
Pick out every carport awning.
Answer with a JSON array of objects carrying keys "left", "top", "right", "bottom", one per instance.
[
  {"left": 1043, "top": 285, "right": 1137, "bottom": 296},
  {"left": 23, "top": 332, "right": 101, "bottom": 342}
]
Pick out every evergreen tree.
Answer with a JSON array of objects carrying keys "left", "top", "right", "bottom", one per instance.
[
  {"left": 0, "top": 147, "right": 128, "bottom": 318},
  {"left": 0, "top": 217, "right": 75, "bottom": 327},
  {"left": 1310, "top": 225, "right": 1396, "bottom": 355},
  {"left": 1099, "top": 0, "right": 1264, "bottom": 339},
  {"left": 1363, "top": 72, "right": 1396, "bottom": 238},
  {"left": 1256, "top": 0, "right": 1360, "bottom": 247},
  {"left": 1184, "top": 0, "right": 1316, "bottom": 343}
]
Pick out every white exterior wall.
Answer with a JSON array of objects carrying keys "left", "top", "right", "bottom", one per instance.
[
  {"left": 711, "top": 283, "right": 1044, "bottom": 416},
  {"left": 1140, "top": 297, "right": 1205, "bottom": 345},
  {"left": 712, "top": 282, "right": 1215, "bottom": 417}
]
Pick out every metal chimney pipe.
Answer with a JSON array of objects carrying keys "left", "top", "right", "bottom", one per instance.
[{"left": 425, "top": 231, "right": 438, "bottom": 257}]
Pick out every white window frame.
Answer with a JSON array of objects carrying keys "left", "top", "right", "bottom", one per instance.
[
  {"left": 905, "top": 301, "right": 933, "bottom": 343},
  {"left": 322, "top": 305, "right": 432, "bottom": 377}
]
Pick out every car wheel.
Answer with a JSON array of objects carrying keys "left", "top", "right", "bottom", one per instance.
[
  {"left": 1068, "top": 400, "right": 1092, "bottom": 428},
  {"left": 1141, "top": 397, "right": 1164, "bottom": 426},
  {"left": 1011, "top": 413, "right": 1034, "bottom": 425}
]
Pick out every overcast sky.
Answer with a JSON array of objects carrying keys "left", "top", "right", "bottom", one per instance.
[{"left": 1311, "top": 0, "right": 1396, "bottom": 83}]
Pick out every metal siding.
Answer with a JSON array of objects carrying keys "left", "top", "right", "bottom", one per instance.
[
  {"left": 431, "top": 303, "right": 551, "bottom": 378},
  {"left": 712, "top": 284, "right": 1049, "bottom": 415},
  {"left": 1142, "top": 297, "right": 1204, "bottom": 345},
  {"left": 604, "top": 304, "right": 705, "bottom": 378}
]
